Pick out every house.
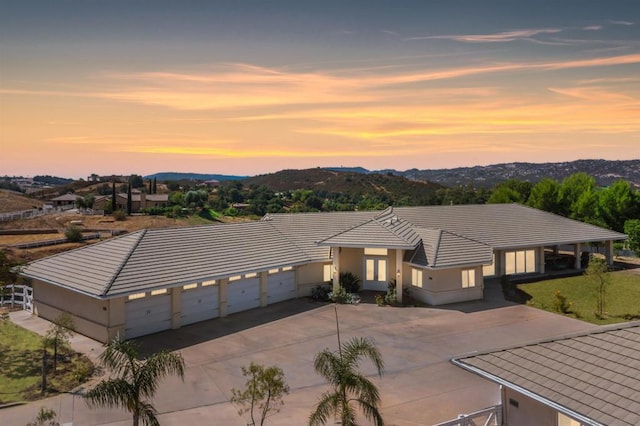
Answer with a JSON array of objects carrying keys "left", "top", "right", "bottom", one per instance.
[
  {"left": 19, "top": 204, "right": 625, "bottom": 343},
  {"left": 93, "top": 192, "right": 169, "bottom": 212},
  {"left": 50, "top": 193, "right": 78, "bottom": 207},
  {"left": 452, "top": 322, "right": 640, "bottom": 426}
]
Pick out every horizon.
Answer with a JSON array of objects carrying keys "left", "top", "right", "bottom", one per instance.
[{"left": 2, "top": 1, "right": 640, "bottom": 178}]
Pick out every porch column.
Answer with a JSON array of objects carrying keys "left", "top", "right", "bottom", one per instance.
[
  {"left": 219, "top": 278, "right": 229, "bottom": 317},
  {"left": 538, "top": 247, "right": 545, "bottom": 274},
  {"left": 332, "top": 247, "right": 340, "bottom": 293},
  {"left": 171, "top": 287, "right": 181, "bottom": 329},
  {"left": 574, "top": 243, "right": 581, "bottom": 269},
  {"left": 260, "top": 271, "right": 268, "bottom": 307},
  {"left": 605, "top": 240, "right": 614, "bottom": 266},
  {"left": 396, "top": 249, "right": 404, "bottom": 304}
]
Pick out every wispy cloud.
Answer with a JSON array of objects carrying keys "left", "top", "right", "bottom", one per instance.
[
  {"left": 608, "top": 20, "right": 634, "bottom": 26},
  {"left": 583, "top": 25, "right": 603, "bottom": 31},
  {"left": 406, "top": 28, "right": 562, "bottom": 43}
]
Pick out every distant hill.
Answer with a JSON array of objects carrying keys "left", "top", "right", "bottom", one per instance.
[
  {"left": 145, "top": 172, "right": 248, "bottom": 181},
  {"left": 382, "top": 159, "right": 640, "bottom": 188},
  {"left": 242, "top": 168, "right": 444, "bottom": 202},
  {"left": 322, "top": 166, "right": 371, "bottom": 174}
]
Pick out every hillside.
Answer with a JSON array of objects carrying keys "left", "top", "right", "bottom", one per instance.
[
  {"left": 145, "top": 172, "right": 247, "bottom": 181},
  {"left": 242, "top": 168, "right": 444, "bottom": 201},
  {"left": 388, "top": 159, "right": 640, "bottom": 188},
  {"left": 0, "top": 190, "right": 43, "bottom": 213}
]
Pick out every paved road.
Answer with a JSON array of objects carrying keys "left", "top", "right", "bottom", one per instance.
[{"left": 7, "top": 286, "right": 597, "bottom": 425}]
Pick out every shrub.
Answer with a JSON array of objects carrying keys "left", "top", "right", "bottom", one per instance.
[
  {"left": 552, "top": 290, "right": 571, "bottom": 314},
  {"left": 329, "top": 287, "right": 360, "bottom": 304},
  {"left": 112, "top": 210, "right": 126, "bottom": 221},
  {"left": 311, "top": 285, "right": 331, "bottom": 301},
  {"left": 339, "top": 272, "right": 360, "bottom": 293},
  {"left": 65, "top": 225, "right": 83, "bottom": 243}
]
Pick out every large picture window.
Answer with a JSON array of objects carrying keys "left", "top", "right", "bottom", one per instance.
[{"left": 505, "top": 249, "right": 536, "bottom": 275}]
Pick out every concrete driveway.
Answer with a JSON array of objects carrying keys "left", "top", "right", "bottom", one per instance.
[{"left": 6, "top": 287, "right": 597, "bottom": 426}]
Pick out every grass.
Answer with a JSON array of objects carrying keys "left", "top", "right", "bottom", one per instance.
[
  {"left": 0, "top": 319, "right": 94, "bottom": 404},
  {"left": 518, "top": 270, "right": 640, "bottom": 325}
]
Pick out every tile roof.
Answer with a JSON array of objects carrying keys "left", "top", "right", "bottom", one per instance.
[
  {"left": 406, "top": 228, "right": 493, "bottom": 268},
  {"left": 22, "top": 221, "right": 312, "bottom": 298},
  {"left": 453, "top": 323, "right": 640, "bottom": 426}
]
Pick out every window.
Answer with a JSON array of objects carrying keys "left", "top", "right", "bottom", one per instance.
[
  {"left": 364, "top": 248, "right": 387, "bottom": 256},
  {"left": 182, "top": 283, "right": 198, "bottom": 290},
  {"left": 245, "top": 272, "right": 258, "bottom": 278},
  {"left": 462, "top": 269, "right": 476, "bottom": 288},
  {"left": 323, "top": 264, "right": 332, "bottom": 282},
  {"left": 202, "top": 280, "right": 216, "bottom": 286},
  {"left": 505, "top": 249, "right": 536, "bottom": 274},
  {"left": 268, "top": 268, "right": 279, "bottom": 274},
  {"left": 229, "top": 275, "right": 242, "bottom": 282},
  {"left": 151, "top": 289, "right": 167, "bottom": 296},
  {"left": 282, "top": 266, "right": 293, "bottom": 271},
  {"left": 128, "top": 292, "right": 145, "bottom": 300},
  {"left": 411, "top": 268, "right": 423, "bottom": 288}
]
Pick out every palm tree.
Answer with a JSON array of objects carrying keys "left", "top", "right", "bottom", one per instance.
[
  {"left": 84, "top": 337, "right": 185, "bottom": 426},
  {"left": 309, "top": 310, "right": 385, "bottom": 425}
]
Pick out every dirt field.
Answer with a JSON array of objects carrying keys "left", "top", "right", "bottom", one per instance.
[{"left": 0, "top": 190, "right": 44, "bottom": 213}]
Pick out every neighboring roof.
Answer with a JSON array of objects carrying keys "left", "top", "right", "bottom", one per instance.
[
  {"left": 406, "top": 228, "right": 493, "bottom": 268},
  {"left": 21, "top": 221, "right": 312, "bottom": 298},
  {"left": 452, "top": 323, "right": 640, "bottom": 426},
  {"left": 392, "top": 204, "right": 626, "bottom": 249},
  {"left": 317, "top": 210, "right": 421, "bottom": 250},
  {"left": 50, "top": 193, "right": 78, "bottom": 202}
]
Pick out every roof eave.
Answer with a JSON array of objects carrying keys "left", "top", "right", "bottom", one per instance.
[{"left": 451, "top": 358, "right": 604, "bottom": 426}]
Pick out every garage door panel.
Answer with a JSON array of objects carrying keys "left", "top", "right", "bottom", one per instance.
[
  {"left": 125, "top": 294, "right": 171, "bottom": 339},
  {"left": 181, "top": 285, "right": 219, "bottom": 325},
  {"left": 227, "top": 278, "right": 260, "bottom": 314},
  {"left": 267, "top": 271, "right": 296, "bottom": 304}
]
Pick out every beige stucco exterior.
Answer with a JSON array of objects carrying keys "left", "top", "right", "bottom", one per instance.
[
  {"left": 297, "top": 262, "right": 329, "bottom": 296},
  {"left": 503, "top": 388, "right": 557, "bottom": 426},
  {"left": 405, "top": 265, "right": 484, "bottom": 305}
]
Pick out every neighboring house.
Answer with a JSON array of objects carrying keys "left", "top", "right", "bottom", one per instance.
[
  {"left": 50, "top": 193, "right": 78, "bottom": 207},
  {"left": 19, "top": 204, "right": 625, "bottom": 343},
  {"left": 93, "top": 192, "right": 169, "bottom": 212},
  {"left": 452, "top": 322, "right": 640, "bottom": 426}
]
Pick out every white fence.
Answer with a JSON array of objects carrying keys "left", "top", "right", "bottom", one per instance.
[
  {"left": 0, "top": 284, "right": 33, "bottom": 313},
  {"left": 433, "top": 405, "right": 502, "bottom": 426}
]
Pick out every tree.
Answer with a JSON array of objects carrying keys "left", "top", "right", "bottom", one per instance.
[
  {"left": 65, "top": 225, "right": 83, "bottom": 243},
  {"left": 129, "top": 174, "right": 144, "bottom": 188},
  {"left": 27, "top": 407, "right": 59, "bottom": 426},
  {"left": 230, "top": 362, "right": 290, "bottom": 426},
  {"left": 84, "top": 337, "right": 185, "bottom": 426},
  {"left": 309, "top": 309, "right": 385, "bottom": 426},
  {"left": 152, "top": 177, "right": 157, "bottom": 194},
  {"left": 111, "top": 181, "right": 117, "bottom": 213},
  {"left": 45, "top": 312, "right": 75, "bottom": 371},
  {"left": 558, "top": 173, "right": 596, "bottom": 218},
  {"left": 624, "top": 219, "right": 640, "bottom": 253},
  {"left": 586, "top": 256, "right": 610, "bottom": 319},
  {"left": 597, "top": 180, "right": 640, "bottom": 232},
  {"left": 127, "top": 182, "right": 132, "bottom": 215},
  {"left": 487, "top": 186, "right": 523, "bottom": 204},
  {"left": 528, "top": 178, "right": 561, "bottom": 213}
]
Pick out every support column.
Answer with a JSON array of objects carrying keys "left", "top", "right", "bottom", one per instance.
[
  {"left": 171, "top": 287, "right": 181, "bottom": 329},
  {"left": 605, "top": 240, "right": 614, "bottom": 266},
  {"left": 574, "top": 243, "right": 581, "bottom": 270},
  {"left": 219, "top": 278, "right": 228, "bottom": 317},
  {"left": 332, "top": 247, "right": 340, "bottom": 293},
  {"left": 538, "top": 247, "right": 545, "bottom": 275},
  {"left": 260, "top": 271, "right": 268, "bottom": 307},
  {"left": 395, "top": 249, "right": 404, "bottom": 304}
]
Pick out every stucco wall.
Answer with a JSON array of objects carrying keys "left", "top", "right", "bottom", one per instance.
[
  {"left": 340, "top": 247, "right": 364, "bottom": 278},
  {"left": 504, "top": 388, "right": 556, "bottom": 426},
  {"left": 33, "top": 280, "right": 111, "bottom": 343},
  {"left": 406, "top": 265, "right": 484, "bottom": 305},
  {"left": 297, "top": 262, "right": 329, "bottom": 296}
]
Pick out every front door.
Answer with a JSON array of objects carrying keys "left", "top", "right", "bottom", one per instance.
[{"left": 364, "top": 256, "right": 388, "bottom": 291}]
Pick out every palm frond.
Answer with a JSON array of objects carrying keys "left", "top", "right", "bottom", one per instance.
[
  {"left": 84, "top": 378, "right": 133, "bottom": 410},
  {"left": 309, "top": 391, "right": 340, "bottom": 426},
  {"left": 342, "top": 337, "right": 384, "bottom": 376},
  {"left": 136, "top": 400, "right": 160, "bottom": 426},
  {"left": 355, "top": 398, "right": 385, "bottom": 426},
  {"left": 137, "top": 351, "right": 185, "bottom": 399}
]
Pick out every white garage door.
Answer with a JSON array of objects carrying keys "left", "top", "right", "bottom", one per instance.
[
  {"left": 227, "top": 277, "right": 260, "bottom": 314},
  {"left": 181, "top": 283, "right": 219, "bottom": 326},
  {"left": 125, "top": 292, "right": 171, "bottom": 339},
  {"left": 267, "top": 270, "right": 296, "bottom": 304}
]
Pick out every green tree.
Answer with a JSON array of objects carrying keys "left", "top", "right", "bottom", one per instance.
[
  {"left": 558, "top": 173, "right": 596, "bottom": 218},
  {"left": 487, "top": 186, "right": 523, "bottom": 204},
  {"left": 310, "top": 310, "right": 385, "bottom": 426},
  {"left": 111, "top": 181, "right": 117, "bottom": 213},
  {"left": 84, "top": 337, "right": 185, "bottom": 426},
  {"left": 126, "top": 182, "right": 132, "bottom": 215},
  {"left": 527, "top": 178, "right": 561, "bottom": 213},
  {"left": 230, "top": 362, "right": 290, "bottom": 426},
  {"left": 129, "top": 174, "right": 144, "bottom": 188},
  {"left": 152, "top": 177, "right": 157, "bottom": 194},
  {"left": 586, "top": 256, "right": 610, "bottom": 319},
  {"left": 64, "top": 225, "right": 83, "bottom": 243},
  {"left": 624, "top": 219, "right": 640, "bottom": 253},
  {"left": 45, "top": 312, "right": 75, "bottom": 372},
  {"left": 597, "top": 180, "right": 640, "bottom": 232}
]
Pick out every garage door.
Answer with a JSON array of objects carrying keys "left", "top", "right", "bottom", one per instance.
[
  {"left": 267, "top": 270, "right": 296, "bottom": 304},
  {"left": 227, "top": 277, "right": 260, "bottom": 314},
  {"left": 125, "top": 292, "right": 171, "bottom": 339},
  {"left": 181, "top": 283, "right": 219, "bottom": 326}
]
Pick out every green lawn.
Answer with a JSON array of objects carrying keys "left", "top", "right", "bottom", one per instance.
[
  {"left": 0, "top": 319, "right": 93, "bottom": 404},
  {"left": 518, "top": 270, "right": 640, "bottom": 325}
]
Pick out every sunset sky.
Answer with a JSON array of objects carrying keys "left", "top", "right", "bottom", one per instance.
[{"left": 1, "top": 1, "right": 639, "bottom": 178}]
